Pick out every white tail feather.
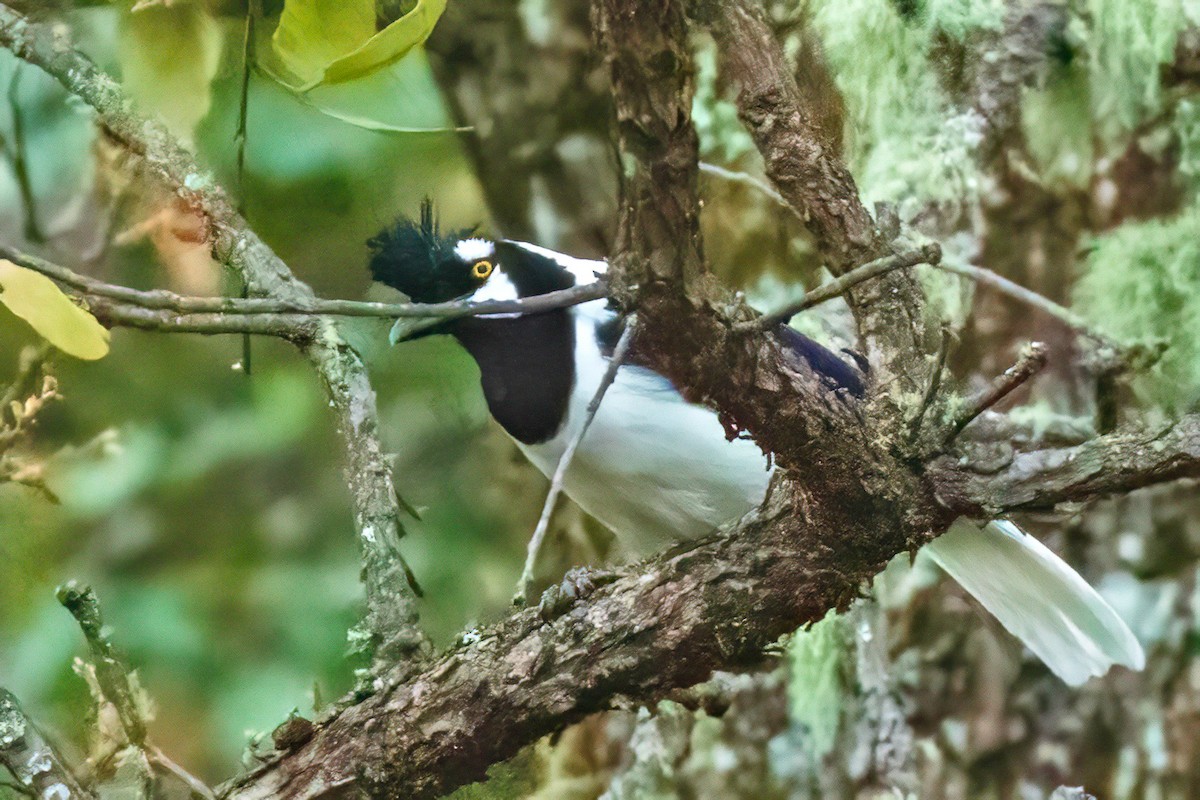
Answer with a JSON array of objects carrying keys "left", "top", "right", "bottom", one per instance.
[{"left": 924, "top": 518, "right": 1145, "bottom": 686}]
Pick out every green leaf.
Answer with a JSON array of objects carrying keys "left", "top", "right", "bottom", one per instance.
[
  {"left": 0, "top": 260, "right": 110, "bottom": 360},
  {"left": 118, "top": 3, "right": 223, "bottom": 145},
  {"left": 271, "top": 0, "right": 447, "bottom": 91},
  {"left": 290, "top": 49, "right": 462, "bottom": 133}
]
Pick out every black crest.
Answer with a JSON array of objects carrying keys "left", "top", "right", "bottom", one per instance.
[{"left": 367, "top": 199, "right": 478, "bottom": 303}]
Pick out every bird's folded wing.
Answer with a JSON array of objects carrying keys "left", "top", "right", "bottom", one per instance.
[{"left": 923, "top": 518, "right": 1145, "bottom": 686}]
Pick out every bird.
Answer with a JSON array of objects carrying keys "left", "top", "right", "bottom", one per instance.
[{"left": 367, "top": 201, "right": 1144, "bottom": 686}]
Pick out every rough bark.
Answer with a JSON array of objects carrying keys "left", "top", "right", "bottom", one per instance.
[{"left": 225, "top": 1, "right": 1200, "bottom": 796}]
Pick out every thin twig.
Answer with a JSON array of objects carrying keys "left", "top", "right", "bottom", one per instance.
[
  {"left": 932, "top": 261, "right": 1115, "bottom": 348},
  {"left": 234, "top": 0, "right": 259, "bottom": 376},
  {"left": 85, "top": 298, "right": 315, "bottom": 339},
  {"left": 513, "top": 316, "right": 638, "bottom": 607},
  {"left": 944, "top": 341, "right": 1048, "bottom": 444},
  {"left": 0, "top": 243, "right": 608, "bottom": 321},
  {"left": 736, "top": 243, "right": 941, "bottom": 333},
  {"left": 148, "top": 746, "right": 215, "bottom": 800},
  {"left": 698, "top": 161, "right": 786, "bottom": 207}
]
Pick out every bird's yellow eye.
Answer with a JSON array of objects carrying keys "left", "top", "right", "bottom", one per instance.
[{"left": 472, "top": 260, "right": 494, "bottom": 279}]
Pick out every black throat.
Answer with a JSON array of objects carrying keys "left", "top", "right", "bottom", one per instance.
[{"left": 451, "top": 312, "right": 576, "bottom": 445}]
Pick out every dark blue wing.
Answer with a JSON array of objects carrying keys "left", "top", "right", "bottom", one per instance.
[
  {"left": 775, "top": 326, "right": 866, "bottom": 398},
  {"left": 596, "top": 307, "right": 864, "bottom": 398}
]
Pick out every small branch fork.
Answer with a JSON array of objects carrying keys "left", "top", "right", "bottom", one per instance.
[{"left": 945, "top": 341, "right": 1049, "bottom": 443}]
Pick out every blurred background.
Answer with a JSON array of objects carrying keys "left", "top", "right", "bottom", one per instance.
[{"left": 0, "top": 1, "right": 1199, "bottom": 798}]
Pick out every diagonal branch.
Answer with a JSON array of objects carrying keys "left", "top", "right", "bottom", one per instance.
[
  {"left": 737, "top": 243, "right": 942, "bottom": 333},
  {"left": 700, "top": 0, "right": 940, "bottom": 396},
  {"left": 944, "top": 341, "right": 1049, "bottom": 443},
  {"left": 0, "top": 4, "right": 426, "bottom": 658},
  {"left": 513, "top": 315, "right": 639, "bottom": 606}
]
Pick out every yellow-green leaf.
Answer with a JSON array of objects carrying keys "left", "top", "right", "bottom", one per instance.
[
  {"left": 271, "top": 0, "right": 447, "bottom": 91},
  {"left": 0, "top": 260, "right": 110, "bottom": 360},
  {"left": 119, "top": 3, "right": 223, "bottom": 146}
]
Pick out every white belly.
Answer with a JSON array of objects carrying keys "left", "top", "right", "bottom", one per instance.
[{"left": 517, "top": 301, "right": 772, "bottom": 557}]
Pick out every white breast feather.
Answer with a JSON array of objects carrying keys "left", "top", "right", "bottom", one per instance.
[{"left": 517, "top": 299, "right": 770, "bottom": 556}]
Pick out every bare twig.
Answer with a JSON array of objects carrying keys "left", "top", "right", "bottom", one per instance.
[
  {"left": 148, "top": 746, "right": 215, "bottom": 800},
  {"left": 736, "top": 243, "right": 942, "bottom": 333},
  {"left": 0, "top": 243, "right": 608, "bottom": 323},
  {"left": 944, "top": 342, "right": 1049, "bottom": 443},
  {"left": 84, "top": 299, "right": 315, "bottom": 339},
  {"left": 0, "top": 689, "right": 94, "bottom": 799},
  {"left": 234, "top": 0, "right": 260, "bottom": 376},
  {"left": 513, "top": 316, "right": 638, "bottom": 607},
  {"left": 698, "top": 161, "right": 786, "bottom": 207},
  {"left": 932, "top": 261, "right": 1117, "bottom": 349},
  {"left": 5, "top": 67, "right": 40, "bottom": 242}
]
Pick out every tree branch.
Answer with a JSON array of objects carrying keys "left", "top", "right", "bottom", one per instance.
[
  {"left": 223, "top": 485, "right": 907, "bottom": 800},
  {"left": 0, "top": 243, "right": 608, "bottom": 323},
  {"left": 932, "top": 414, "right": 1200, "bottom": 514},
  {"left": 0, "top": 689, "right": 93, "bottom": 800},
  {"left": 0, "top": 4, "right": 427, "bottom": 658},
  {"left": 934, "top": 260, "right": 1128, "bottom": 354},
  {"left": 944, "top": 342, "right": 1049, "bottom": 443},
  {"left": 737, "top": 243, "right": 942, "bottom": 333},
  {"left": 700, "top": 0, "right": 939, "bottom": 396}
]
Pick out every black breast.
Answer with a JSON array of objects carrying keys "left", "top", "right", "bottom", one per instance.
[{"left": 451, "top": 312, "right": 576, "bottom": 444}]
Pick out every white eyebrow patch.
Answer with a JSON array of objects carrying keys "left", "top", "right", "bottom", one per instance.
[{"left": 454, "top": 238, "right": 495, "bottom": 262}]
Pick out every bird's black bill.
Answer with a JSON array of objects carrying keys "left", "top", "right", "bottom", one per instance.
[{"left": 389, "top": 316, "right": 455, "bottom": 345}]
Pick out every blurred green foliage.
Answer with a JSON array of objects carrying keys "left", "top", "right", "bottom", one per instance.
[
  {"left": 0, "top": 3, "right": 520, "bottom": 783},
  {"left": 1074, "top": 204, "right": 1200, "bottom": 414}
]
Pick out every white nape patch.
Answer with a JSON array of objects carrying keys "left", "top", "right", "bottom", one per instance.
[
  {"left": 454, "top": 237, "right": 495, "bottom": 262},
  {"left": 506, "top": 240, "right": 607, "bottom": 285}
]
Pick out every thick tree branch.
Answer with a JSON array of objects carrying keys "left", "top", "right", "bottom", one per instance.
[
  {"left": 0, "top": 5, "right": 426, "bottom": 658},
  {"left": 932, "top": 414, "right": 1200, "bottom": 514},
  {"left": 225, "top": 485, "right": 908, "bottom": 800}
]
